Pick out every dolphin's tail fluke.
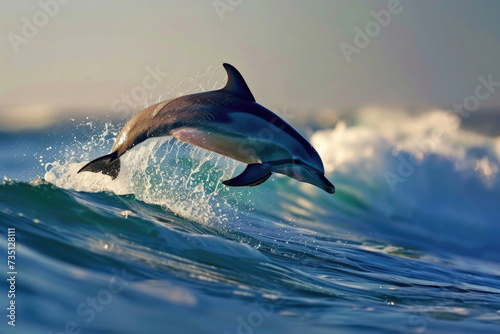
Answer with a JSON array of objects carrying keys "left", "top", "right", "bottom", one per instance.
[{"left": 77, "top": 152, "right": 121, "bottom": 180}]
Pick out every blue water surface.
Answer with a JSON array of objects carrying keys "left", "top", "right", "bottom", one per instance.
[{"left": 1, "top": 111, "right": 499, "bottom": 334}]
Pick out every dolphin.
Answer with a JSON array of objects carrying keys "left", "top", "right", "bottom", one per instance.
[{"left": 78, "top": 63, "right": 335, "bottom": 194}]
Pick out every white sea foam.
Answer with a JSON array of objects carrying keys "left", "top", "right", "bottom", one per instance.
[
  {"left": 45, "top": 137, "right": 240, "bottom": 225},
  {"left": 311, "top": 108, "right": 500, "bottom": 254},
  {"left": 312, "top": 108, "right": 500, "bottom": 191}
]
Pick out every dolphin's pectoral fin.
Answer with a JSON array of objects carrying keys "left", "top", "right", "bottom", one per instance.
[{"left": 223, "top": 163, "right": 273, "bottom": 187}]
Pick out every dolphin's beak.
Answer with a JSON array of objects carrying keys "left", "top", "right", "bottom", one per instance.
[{"left": 299, "top": 168, "right": 335, "bottom": 194}]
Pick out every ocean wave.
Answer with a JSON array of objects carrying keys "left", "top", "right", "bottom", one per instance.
[
  {"left": 312, "top": 108, "right": 500, "bottom": 259},
  {"left": 41, "top": 108, "right": 500, "bottom": 260},
  {"left": 2, "top": 107, "right": 500, "bottom": 333}
]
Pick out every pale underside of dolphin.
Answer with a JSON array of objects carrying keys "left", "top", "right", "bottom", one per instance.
[{"left": 78, "top": 63, "right": 335, "bottom": 194}]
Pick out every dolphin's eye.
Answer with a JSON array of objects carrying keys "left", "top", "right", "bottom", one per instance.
[{"left": 294, "top": 159, "right": 302, "bottom": 165}]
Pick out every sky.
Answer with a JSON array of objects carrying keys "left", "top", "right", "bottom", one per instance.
[{"left": 1, "top": 0, "right": 500, "bottom": 129}]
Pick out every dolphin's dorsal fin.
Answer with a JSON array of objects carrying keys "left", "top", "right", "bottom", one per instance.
[{"left": 222, "top": 63, "right": 255, "bottom": 102}]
